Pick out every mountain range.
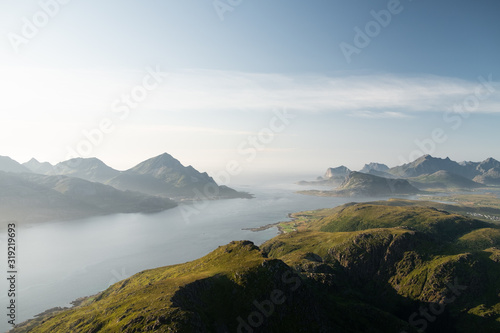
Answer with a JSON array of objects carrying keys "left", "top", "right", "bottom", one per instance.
[
  {"left": 3, "top": 153, "right": 250, "bottom": 200},
  {"left": 0, "top": 153, "right": 250, "bottom": 224},
  {"left": 335, "top": 171, "right": 420, "bottom": 196},
  {"left": 299, "top": 171, "right": 420, "bottom": 197},
  {"left": 315, "top": 155, "right": 500, "bottom": 192},
  {"left": 0, "top": 171, "right": 177, "bottom": 223}
]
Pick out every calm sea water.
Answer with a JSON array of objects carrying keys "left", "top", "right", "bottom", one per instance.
[{"left": 0, "top": 182, "right": 395, "bottom": 332}]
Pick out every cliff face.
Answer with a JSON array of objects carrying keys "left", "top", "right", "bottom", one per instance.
[
  {"left": 360, "top": 162, "right": 390, "bottom": 174},
  {"left": 324, "top": 165, "right": 351, "bottom": 179}
]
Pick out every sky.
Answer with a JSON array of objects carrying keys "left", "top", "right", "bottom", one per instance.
[{"left": 0, "top": 0, "right": 499, "bottom": 180}]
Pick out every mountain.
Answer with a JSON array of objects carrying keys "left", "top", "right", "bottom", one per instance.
[
  {"left": 108, "top": 153, "right": 251, "bottom": 200},
  {"left": 32, "top": 153, "right": 250, "bottom": 200},
  {"left": 11, "top": 241, "right": 414, "bottom": 333},
  {"left": 474, "top": 167, "right": 500, "bottom": 185},
  {"left": 0, "top": 155, "right": 31, "bottom": 173},
  {"left": 14, "top": 201, "right": 500, "bottom": 333},
  {"left": 366, "top": 169, "right": 397, "bottom": 178},
  {"left": 263, "top": 201, "right": 500, "bottom": 332},
  {"left": 324, "top": 165, "right": 351, "bottom": 179},
  {"left": 50, "top": 157, "right": 120, "bottom": 183},
  {"left": 297, "top": 166, "right": 351, "bottom": 187},
  {"left": 359, "top": 162, "right": 389, "bottom": 173},
  {"left": 23, "top": 158, "right": 54, "bottom": 174},
  {"left": 409, "top": 170, "right": 483, "bottom": 190},
  {"left": 389, "top": 155, "right": 467, "bottom": 178},
  {"left": 389, "top": 155, "right": 500, "bottom": 184},
  {"left": 334, "top": 171, "right": 420, "bottom": 197},
  {"left": 0, "top": 171, "right": 176, "bottom": 223},
  {"left": 471, "top": 158, "right": 500, "bottom": 185},
  {"left": 461, "top": 157, "right": 500, "bottom": 174}
]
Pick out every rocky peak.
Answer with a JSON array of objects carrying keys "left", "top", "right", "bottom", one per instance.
[{"left": 324, "top": 166, "right": 351, "bottom": 179}]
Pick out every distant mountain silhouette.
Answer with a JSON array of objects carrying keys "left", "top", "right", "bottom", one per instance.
[
  {"left": 23, "top": 158, "right": 54, "bottom": 174},
  {"left": 108, "top": 153, "right": 251, "bottom": 200},
  {"left": 20, "top": 153, "right": 251, "bottom": 200},
  {"left": 389, "top": 155, "right": 500, "bottom": 185},
  {"left": 408, "top": 170, "right": 483, "bottom": 190},
  {"left": 359, "top": 162, "right": 389, "bottom": 174},
  {"left": 0, "top": 155, "right": 31, "bottom": 173},
  {"left": 335, "top": 171, "right": 420, "bottom": 197},
  {"left": 0, "top": 171, "right": 176, "bottom": 223},
  {"left": 324, "top": 166, "right": 351, "bottom": 179},
  {"left": 304, "top": 155, "right": 499, "bottom": 193},
  {"left": 50, "top": 157, "right": 120, "bottom": 183}
]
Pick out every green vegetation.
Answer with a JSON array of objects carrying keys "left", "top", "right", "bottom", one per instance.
[
  {"left": 418, "top": 193, "right": 500, "bottom": 222},
  {"left": 11, "top": 240, "right": 414, "bottom": 333},
  {"left": 422, "top": 193, "right": 500, "bottom": 209},
  {"left": 13, "top": 200, "right": 500, "bottom": 332}
]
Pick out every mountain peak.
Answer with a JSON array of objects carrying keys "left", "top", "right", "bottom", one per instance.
[
  {"left": 324, "top": 166, "right": 351, "bottom": 179},
  {"left": 23, "top": 158, "right": 54, "bottom": 174},
  {"left": 133, "top": 153, "right": 183, "bottom": 171},
  {"left": 127, "top": 153, "right": 213, "bottom": 186},
  {"left": 0, "top": 155, "right": 31, "bottom": 173},
  {"left": 483, "top": 157, "right": 499, "bottom": 164},
  {"left": 390, "top": 155, "right": 464, "bottom": 178},
  {"left": 418, "top": 154, "right": 434, "bottom": 161},
  {"left": 360, "top": 162, "right": 389, "bottom": 173},
  {"left": 51, "top": 157, "right": 119, "bottom": 182}
]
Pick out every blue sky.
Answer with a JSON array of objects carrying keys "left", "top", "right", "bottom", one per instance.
[{"left": 0, "top": 0, "right": 499, "bottom": 179}]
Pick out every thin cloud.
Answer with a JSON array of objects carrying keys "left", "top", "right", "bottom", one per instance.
[
  {"left": 349, "top": 111, "right": 413, "bottom": 119},
  {"left": 134, "top": 70, "right": 500, "bottom": 114},
  {"left": 1, "top": 67, "right": 499, "bottom": 118}
]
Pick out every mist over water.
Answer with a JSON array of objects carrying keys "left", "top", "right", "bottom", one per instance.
[{"left": 0, "top": 179, "right": 393, "bottom": 331}]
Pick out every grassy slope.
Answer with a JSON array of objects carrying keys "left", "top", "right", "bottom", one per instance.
[
  {"left": 263, "top": 201, "right": 500, "bottom": 332},
  {"left": 12, "top": 240, "right": 413, "bottom": 333},
  {"left": 12, "top": 200, "right": 500, "bottom": 332}
]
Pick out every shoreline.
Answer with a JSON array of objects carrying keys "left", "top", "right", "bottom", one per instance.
[{"left": 242, "top": 213, "right": 297, "bottom": 235}]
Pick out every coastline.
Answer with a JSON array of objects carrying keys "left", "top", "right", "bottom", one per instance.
[{"left": 242, "top": 213, "right": 298, "bottom": 235}]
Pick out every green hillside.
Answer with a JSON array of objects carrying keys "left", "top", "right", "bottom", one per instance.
[
  {"left": 11, "top": 241, "right": 413, "bottom": 333},
  {"left": 12, "top": 201, "right": 500, "bottom": 332}
]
